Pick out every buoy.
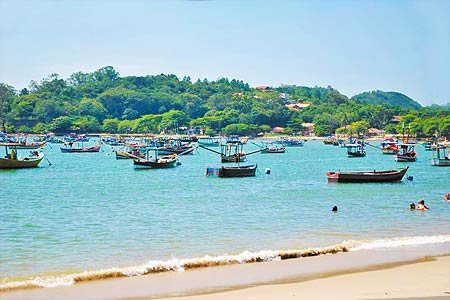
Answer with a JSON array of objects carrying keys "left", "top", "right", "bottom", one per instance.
[
  {"left": 407, "top": 175, "right": 413, "bottom": 181},
  {"left": 265, "top": 168, "right": 271, "bottom": 174}
]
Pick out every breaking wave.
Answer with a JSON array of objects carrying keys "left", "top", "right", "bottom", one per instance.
[
  {"left": 1, "top": 234, "right": 449, "bottom": 292},
  {"left": 344, "top": 234, "right": 450, "bottom": 251}
]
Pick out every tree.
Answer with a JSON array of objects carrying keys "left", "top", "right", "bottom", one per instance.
[
  {"left": 102, "top": 118, "right": 120, "bottom": 133},
  {"left": 78, "top": 98, "right": 107, "bottom": 121},
  {"left": 347, "top": 120, "right": 369, "bottom": 135},
  {"left": 0, "top": 83, "right": 16, "bottom": 131},
  {"left": 49, "top": 116, "right": 74, "bottom": 134}
]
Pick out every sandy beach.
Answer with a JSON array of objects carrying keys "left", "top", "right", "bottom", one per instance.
[
  {"left": 162, "top": 256, "right": 450, "bottom": 300},
  {"left": 3, "top": 245, "right": 449, "bottom": 300}
]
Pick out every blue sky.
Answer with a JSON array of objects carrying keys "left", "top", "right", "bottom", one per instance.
[{"left": 0, "top": 0, "right": 449, "bottom": 105}]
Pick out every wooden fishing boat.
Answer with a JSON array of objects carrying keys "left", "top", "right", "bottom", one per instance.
[
  {"left": 278, "top": 138, "right": 304, "bottom": 147},
  {"left": 431, "top": 146, "right": 450, "bottom": 166},
  {"left": 198, "top": 137, "right": 221, "bottom": 147},
  {"left": 60, "top": 144, "right": 101, "bottom": 153},
  {"left": 394, "top": 143, "right": 417, "bottom": 162},
  {"left": 326, "top": 167, "right": 409, "bottom": 183},
  {"left": 0, "top": 144, "right": 44, "bottom": 169},
  {"left": 261, "top": 146, "right": 286, "bottom": 154},
  {"left": 157, "top": 146, "right": 195, "bottom": 155},
  {"left": 218, "top": 164, "right": 257, "bottom": 178},
  {"left": 346, "top": 143, "right": 366, "bottom": 157},
  {"left": 113, "top": 144, "right": 146, "bottom": 160},
  {"left": 323, "top": 138, "right": 335, "bottom": 145},
  {"left": 394, "top": 124, "right": 416, "bottom": 162},
  {"left": 133, "top": 153, "right": 178, "bottom": 169},
  {"left": 13, "top": 140, "right": 47, "bottom": 149},
  {"left": 380, "top": 138, "right": 398, "bottom": 154}
]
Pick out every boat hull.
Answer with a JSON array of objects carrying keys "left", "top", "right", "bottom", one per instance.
[
  {"left": 60, "top": 145, "right": 101, "bottom": 153},
  {"left": 133, "top": 156, "right": 178, "bottom": 169},
  {"left": 157, "top": 147, "right": 195, "bottom": 155},
  {"left": 261, "top": 147, "right": 286, "bottom": 154},
  {"left": 218, "top": 165, "right": 257, "bottom": 178},
  {"left": 347, "top": 151, "right": 366, "bottom": 157},
  {"left": 326, "top": 167, "right": 408, "bottom": 183},
  {"left": 431, "top": 158, "right": 450, "bottom": 166},
  {"left": 394, "top": 155, "right": 417, "bottom": 162},
  {"left": 0, "top": 156, "right": 44, "bottom": 169},
  {"left": 14, "top": 141, "right": 47, "bottom": 149}
]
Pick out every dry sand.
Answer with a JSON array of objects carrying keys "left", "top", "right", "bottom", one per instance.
[{"left": 162, "top": 256, "right": 450, "bottom": 300}]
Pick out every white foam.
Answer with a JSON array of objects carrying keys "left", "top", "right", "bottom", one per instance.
[
  {"left": 2, "top": 234, "right": 450, "bottom": 292},
  {"left": 345, "top": 234, "right": 450, "bottom": 251}
]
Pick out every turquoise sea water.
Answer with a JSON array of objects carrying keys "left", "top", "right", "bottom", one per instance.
[{"left": 1, "top": 139, "right": 449, "bottom": 283}]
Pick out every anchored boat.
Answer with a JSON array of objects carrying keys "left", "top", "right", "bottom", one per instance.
[
  {"left": 431, "top": 146, "right": 450, "bottom": 166},
  {"left": 60, "top": 142, "right": 101, "bottom": 153},
  {"left": 0, "top": 144, "right": 44, "bottom": 169},
  {"left": 326, "top": 167, "right": 409, "bottom": 183}
]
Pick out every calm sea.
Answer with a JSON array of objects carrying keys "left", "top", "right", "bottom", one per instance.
[{"left": 1, "top": 139, "right": 449, "bottom": 287}]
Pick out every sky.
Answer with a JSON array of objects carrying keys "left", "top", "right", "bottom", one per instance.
[{"left": 0, "top": 0, "right": 449, "bottom": 106}]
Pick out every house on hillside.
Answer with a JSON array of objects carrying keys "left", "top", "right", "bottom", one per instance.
[
  {"left": 368, "top": 128, "right": 384, "bottom": 137},
  {"left": 256, "top": 85, "right": 273, "bottom": 92},
  {"left": 301, "top": 123, "right": 315, "bottom": 136},
  {"left": 285, "top": 102, "right": 311, "bottom": 111},
  {"left": 272, "top": 127, "right": 285, "bottom": 134},
  {"left": 391, "top": 115, "right": 401, "bottom": 123}
]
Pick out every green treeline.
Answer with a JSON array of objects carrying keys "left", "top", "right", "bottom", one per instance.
[{"left": 0, "top": 66, "right": 449, "bottom": 137}]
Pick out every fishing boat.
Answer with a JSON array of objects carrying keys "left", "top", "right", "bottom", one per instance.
[
  {"left": 218, "top": 164, "right": 257, "bottom": 178},
  {"left": 0, "top": 144, "right": 44, "bottom": 169},
  {"left": 278, "top": 137, "right": 304, "bottom": 147},
  {"left": 253, "top": 141, "right": 286, "bottom": 154},
  {"left": 422, "top": 140, "right": 434, "bottom": 151},
  {"left": 323, "top": 138, "right": 335, "bottom": 145},
  {"left": 431, "top": 146, "right": 450, "bottom": 166},
  {"left": 326, "top": 167, "right": 409, "bottom": 183},
  {"left": 380, "top": 138, "right": 399, "bottom": 154},
  {"left": 346, "top": 143, "right": 366, "bottom": 157},
  {"left": 394, "top": 143, "right": 417, "bottom": 162},
  {"left": 261, "top": 145, "right": 286, "bottom": 154},
  {"left": 198, "top": 142, "right": 249, "bottom": 163},
  {"left": 13, "top": 140, "right": 47, "bottom": 149},
  {"left": 133, "top": 152, "right": 178, "bottom": 169},
  {"left": 114, "top": 144, "right": 145, "bottom": 159},
  {"left": 151, "top": 138, "right": 195, "bottom": 155},
  {"left": 60, "top": 142, "right": 101, "bottom": 153},
  {"left": 198, "top": 137, "right": 221, "bottom": 147},
  {"left": 394, "top": 123, "right": 417, "bottom": 162}
]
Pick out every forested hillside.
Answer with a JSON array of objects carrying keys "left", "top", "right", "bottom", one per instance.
[
  {"left": 0, "top": 66, "right": 449, "bottom": 137},
  {"left": 352, "top": 91, "right": 422, "bottom": 110}
]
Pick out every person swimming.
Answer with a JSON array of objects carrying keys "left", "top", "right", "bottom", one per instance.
[
  {"left": 416, "top": 199, "right": 429, "bottom": 210},
  {"left": 444, "top": 193, "right": 450, "bottom": 201},
  {"left": 332, "top": 206, "right": 338, "bottom": 213},
  {"left": 409, "top": 203, "right": 416, "bottom": 210}
]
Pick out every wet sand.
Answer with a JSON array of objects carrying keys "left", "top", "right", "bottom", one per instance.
[{"left": 2, "top": 243, "right": 449, "bottom": 300}]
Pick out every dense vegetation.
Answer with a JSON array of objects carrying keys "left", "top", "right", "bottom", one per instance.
[
  {"left": 0, "top": 66, "right": 449, "bottom": 138},
  {"left": 352, "top": 91, "right": 422, "bottom": 110}
]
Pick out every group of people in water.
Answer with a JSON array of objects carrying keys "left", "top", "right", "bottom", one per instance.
[
  {"left": 332, "top": 193, "right": 449, "bottom": 213},
  {"left": 409, "top": 200, "right": 429, "bottom": 211},
  {"left": 408, "top": 193, "right": 450, "bottom": 211}
]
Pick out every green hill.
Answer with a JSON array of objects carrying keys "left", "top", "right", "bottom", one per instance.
[{"left": 352, "top": 90, "right": 422, "bottom": 109}]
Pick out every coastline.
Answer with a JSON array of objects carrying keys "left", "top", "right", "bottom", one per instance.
[
  {"left": 160, "top": 255, "right": 450, "bottom": 300},
  {"left": 2, "top": 242, "right": 449, "bottom": 300}
]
